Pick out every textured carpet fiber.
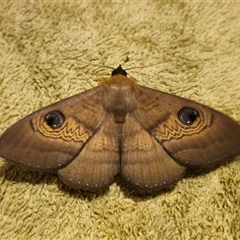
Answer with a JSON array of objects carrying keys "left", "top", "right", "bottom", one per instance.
[{"left": 0, "top": 2, "right": 240, "bottom": 239}]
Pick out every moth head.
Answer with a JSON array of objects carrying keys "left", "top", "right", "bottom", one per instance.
[
  {"left": 111, "top": 65, "right": 127, "bottom": 76},
  {"left": 178, "top": 107, "right": 199, "bottom": 125},
  {"left": 45, "top": 111, "right": 65, "bottom": 129}
]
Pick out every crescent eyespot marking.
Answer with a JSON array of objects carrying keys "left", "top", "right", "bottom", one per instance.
[{"left": 32, "top": 119, "right": 91, "bottom": 143}]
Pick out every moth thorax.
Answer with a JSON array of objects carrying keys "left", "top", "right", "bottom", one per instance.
[
  {"left": 103, "top": 84, "right": 136, "bottom": 108},
  {"left": 103, "top": 88, "right": 136, "bottom": 124}
]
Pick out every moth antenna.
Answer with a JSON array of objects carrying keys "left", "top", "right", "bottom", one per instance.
[
  {"left": 67, "top": 58, "right": 114, "bottom": 70},
  {"left": 66, "top": 57, "right": 171, "bottom": 74},
  {"left": 124, "top": 60, "right": 172, "bottom": 71}
]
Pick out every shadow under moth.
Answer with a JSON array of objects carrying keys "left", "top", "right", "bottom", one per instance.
[{"left": 0, "top": 65, "right": 240, "bottom": 192}]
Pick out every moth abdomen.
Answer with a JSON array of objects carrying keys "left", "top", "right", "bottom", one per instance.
[{"left": 112, "top": 107, "right": 128, "bottom": 123}]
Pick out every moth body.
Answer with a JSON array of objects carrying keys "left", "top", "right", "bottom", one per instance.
[{"left": 0, "top": 66, "right": 240, "bottom": 192}]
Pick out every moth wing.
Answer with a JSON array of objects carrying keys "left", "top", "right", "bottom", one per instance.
[
  {"left": 0, "top": 87, "right": 105, "bottom": 171},
  {"left": 121, "top": 114, "right": 186, "bottom": 190},
  {"left": 135, "top": 85, "right": 240, "bottom": 167},
  {"left": 58, "top": 114, "right": 120, "bottom": 190}
]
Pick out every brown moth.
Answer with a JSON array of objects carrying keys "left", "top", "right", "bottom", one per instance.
[{"left": 0, "top": 65, "right": 240, "bottom": 192}]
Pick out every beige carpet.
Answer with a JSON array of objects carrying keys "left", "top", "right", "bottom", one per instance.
[{"left": 0, "top": 1, "right": 240, "bottom": 239}]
